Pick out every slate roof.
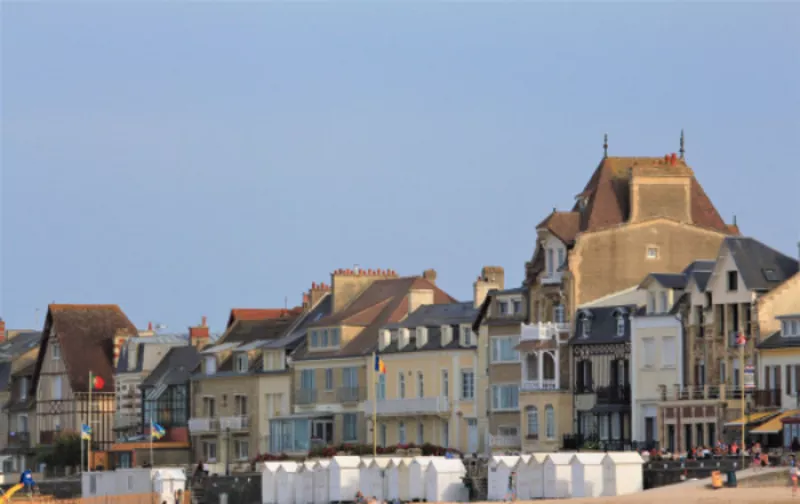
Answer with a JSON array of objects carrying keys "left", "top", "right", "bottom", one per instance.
[
  {"left": 32, "top": 304, "right": 137, "bottom": 394},
  {"left": 642, "top": 259, "right": 716, "bottom": 291},
  {"left": 141, "top": 346, "right": 201, "bottom": 388},
  {"left": 757, "top": 330, "right": 800, "bottom": 350},
  {"left": 220, "top": 316, "right": 300, "bottom": 345},
  {"left": 571, "top": 304, "right": 639, "bottom": 345},
  {"left": 724, "top": 237, "right": 799, "bottom": 291},
  {"left": 384, "top": 302, "right": 477, "bottom": 329},
  {"left": 0, "top": 332, "right": 42, "bottom": 361},
  {"left": 115, "top": 334, "right": 188, "bottom": 374},
  {"left": 260, "top": 294, "right": 332, "bottom": 350},
  {"left": 294, "top": 276, "right": 457, "bottom": 361}
]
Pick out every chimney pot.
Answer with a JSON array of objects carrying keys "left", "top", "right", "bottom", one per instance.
[
  {"left": 148, "top": 322, "right": 153, "bottom": 331},
  {"left": 201, "top": 316, "right": 207, "bottom": 327}
]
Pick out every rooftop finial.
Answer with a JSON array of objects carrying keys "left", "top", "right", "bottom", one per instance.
[
  {"left": 679, "top": 129, "right": 685, "bottom": 160},
  {"left": 733, "top": 214, "right": 737, "bottom": 226},
  {"left": 603, "top": 133, "right": 608, "bottom": 158}
]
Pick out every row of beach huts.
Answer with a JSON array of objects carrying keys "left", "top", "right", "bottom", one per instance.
[{"left": 259, "top": 452, "right": 645, "bottom": 503}]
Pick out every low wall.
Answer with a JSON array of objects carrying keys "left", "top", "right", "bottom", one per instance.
[{"left": 202, "top": 473, "right": 261, "bottom": 504}]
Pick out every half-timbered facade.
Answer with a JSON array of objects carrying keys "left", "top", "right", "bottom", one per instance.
[{"left": 570, "top": 304, "right": 638, "bottom": 450}]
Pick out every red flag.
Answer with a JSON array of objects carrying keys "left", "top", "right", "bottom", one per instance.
[
  {"left": 736, "top": 332, "right": 747, "bottom": 346},
  {"left": 92, "top": 375, "right": 104, "bottom": 390}
]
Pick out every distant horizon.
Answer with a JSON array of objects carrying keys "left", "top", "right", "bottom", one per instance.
[{"left": 3, "top": 3, "right": 798, "bottom": 332}]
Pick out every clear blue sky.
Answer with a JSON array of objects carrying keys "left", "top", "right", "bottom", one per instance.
[{"left": 2, "top": 3, "right": 798, "bottom": 332}]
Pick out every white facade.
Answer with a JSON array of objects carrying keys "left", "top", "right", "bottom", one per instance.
[
  {"left": 543, "top": 453, "right": 572, "bottom": 499},
  {"left": 328, "top": 456, "right": 361, "bottom": 503},
  {"left": 570, "top": 453, "right": 606, "bottom": 498},
  {"left": 602, "top": 452, "right": 644, "bottom": 496},
  {"left": 261, "top": 462, "right": 283, "bottom": 504},
  {"left": 517, "top": 453, "right": 546, "bottom": 499},
  {"left": 424, "top": 458, "right": 468, "bottom": 503},
  {"left": 487, "top": 455, "right": 518, "bottom": 500},
  {"left": 630, "top": 313, "right": 684, "bottom": 443}
]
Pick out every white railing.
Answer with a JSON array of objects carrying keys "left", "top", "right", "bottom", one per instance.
[
  {"left": 554, "top": 322, "right": 570, "bottom": 333},
  {"left": 490, "top": 434, "right": 521, "bottom": 447},
  {"left": 520, "top": 322, "right": 560, "bottom": 341},
  {"left": 540, "top": 273, "right": 563, "bottom": 285},
  {"left": 362, "top": 396, "right": 450, "bottom": 416},
  {"left": 188, "top": 417, "right": 219, "bottom": 432},
  {"left": 219, "top": 415, "right": 250, "bottom": 430},
  {"left": 521, "top": 379, "right": 558, "bottom": 391}
]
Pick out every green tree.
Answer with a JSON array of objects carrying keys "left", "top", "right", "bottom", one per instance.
[{"left": 36, "top": 433, "right": 82, "bottom": 468}]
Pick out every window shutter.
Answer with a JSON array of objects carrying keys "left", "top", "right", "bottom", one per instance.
[
  {"left": 623, "top": 359, "right": 630, "bottom": 387},
  {"left": 576, "top": 361, "right": 585, "bottom": 392},
  {"left": 610, "top": 359, "right": 619, "bottom": 388},
  {"left": 776, "top": 366, "right": 783, "bottom": 393},
  {"left": 795, "top": 365, "right": 800, "bottom": 396},
  {"left": 586, "top": 360, "right": 593, "bottom": 390},
  {"left": 788, "top": 365, "right": 793, "bottom": 394}
]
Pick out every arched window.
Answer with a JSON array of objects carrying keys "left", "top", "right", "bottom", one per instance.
[
  {"left": 545, "top": 405, "right": 555, "bottom": 439},
  {"left": 526, "top": 406, "right": 539, "bottom": 439}
]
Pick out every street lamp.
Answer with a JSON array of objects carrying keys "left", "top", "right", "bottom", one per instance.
[{"left": 225, "top": 427, "right": 231, "bottom": 476}]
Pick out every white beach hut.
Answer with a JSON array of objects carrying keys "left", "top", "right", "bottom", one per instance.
[
  {"left": 602, "top": 452, "right": 645, "bottom": 496},
  {"left": 358, "top": 457, "right": 375, "bottom": 499},
  {"left": 262, "top": 462, "right": 284, "bottom": 504},
  {"left": 570, "top": 453, "right": 606, "bottom": 498},
  {"left": 487, "top": 455, "right": 519, "bottom": 501},
  {"left": 385, "top": 457, "right": 412, "bottom": 502},
  {"left": 518, "top": 453, "right": 546, "bottom": 499},
  {"left": 513, "top": 455, "right": 532, "bottom": 500},
  {"left": 425, "top": 458, "right": 467, "bottom": 503},
  {"left": 276, "top": 462, "right": 299, "bottom": 504},
  {"left": 312, "top": 460, "right": 331, "bottom": 504},
  {"left": 328, "top": 456, "right": 361, "bottom": 503},
  {"left": 295, "top": 461, "right": 316, "bottom": 504},
  {"left": 367, "top": 458, "right": 391, "bottom": 501},
  {"left": 408, "top": 457, "right": 435, "bottom": 502},
  {"left": 543, "top": 453, "right": 573, "bottom": 499}
]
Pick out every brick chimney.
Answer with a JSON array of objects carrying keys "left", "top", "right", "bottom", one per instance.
[
  {"left": 304, "top": 282, "right": 331, "bottom": 311},
  {"left": 330, "top": 268, "right": 399, "bottom": 313},
  {"left": 422, "top": 269, "right": 437, "bottom": 284},
  {"left": 473, "top": 266, "right": 505, "bottom": 308},
  {"left": 0, "top": 318, "right": 5, "bottom": 343},
  {"left": 189, "top": 316, "right": 211, "bottom": 349}
]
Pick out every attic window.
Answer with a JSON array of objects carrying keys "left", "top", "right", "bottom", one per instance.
[
  {"left": 616, "top": 316, "right": 625, "bottom": 337},
  {"left": 763, "top": 268, "right": 779, "bottom": 282},
  {"left": 582, "top": 318, "right": 592, "bottom": 338},
  {"left": 51, "top": 342, "right": 61, "bottom": 360},
  {"left": 235, "top": 354, "right": 248, "bottom": 373},
  {"left": 205, "top": 356, "right": 217, "bottom": 376}
]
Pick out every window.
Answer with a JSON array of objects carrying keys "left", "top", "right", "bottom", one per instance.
[
  {"left": 545, "top": 405, "right": 555, "bottom": 439},
  {"left": 553, "top": 304, "right": 565, "bottom": 324},
  {"left": 342, "top": 413, "right": 357, "bottom": 442},
  {"left": 498, "top": 301, "right": 508, "bottom": 315},
  {"left": 417, "top": 372, "right": 424, "bottom": 398},
  {"left": 202, "top": 397, "right": 216, "bottom": 417},
  {"left": 526, "top": 407, "right": 539, "bottom": 439},
  {"left": 647, "top": 293, "right": 656, "bottom": 314},
  {"left": 461, "top": 371, "right": 475, "bottom": 400},
  {"left": 417, "top": 422, "right": 424, "bottom": 444},
  {"left": 616, "top": 316, "right": 625, "bottom": 337},
  {"left": 51, "top": 342, "right": 61, "bottom": 360},
  {"left": 557, "top": 248, "right": 565, "bottom": 270},
  {"left": 342, "top": 367, "right": 358, "bottom": 388},
  {"left": 205, "top": 356, "right": 216, "bottom": 375},
  {"left": 461, "top": 326, "right": 474, "bottom": 346},
  {"left": 498, "top": 426, "right": 518, "bottom": 437},
  {"left": 19, "top": 377, "right": 28, "bottom": 400},
  {"left": 325, "top": 369, "right": 333, "bottom": 390},
  {"left": 202, "top": 441, "right": 217, "bottom": 462},
  {"left": 512, "top": 300, "right": 522, "bottom": 314},
  {"left": 301, "top": 369, "right": 315, "bottom": 390},
  {"left": 643, "top": 338, "right": 655, "bottom": 368},
  {"left": 310, "top": 330, "right": 319, "bottom": 347},
  {"left": 321, "top": 329, "right": 329, "bottom": 347},
  {"left": 727, "top": 271, "right": 738, "bottom": 291},
  {"left": 377, "top": 374, "right": 386, "bottom": 400},
  {"left": 547, "top": 248, "right": 555, "bottom": 275},
  {"left": 234, "top": 395, "right": 248, "bottom": 416},
  {"left": 441, "top": 420, "right": 449, "bottom": 448},
  {"left": 398, "top": 421, "right": 406, "bottom": 444},
  {"left": 398, "top": 373, "right": 406, "bottom": 399},
  {"left": 379, "top": 423, "right": 387, "bottom": 447},
  {"left": 647, "top": 246, "right": 659, "bottom": 259},
  {"left": 611, "top": 412, "right": 621, "bottom": 440},
  {"left": 660, "top": 291, "right": 669, "bottom": 313},
  {"left": 662, "top": 337, "right": 677, "bottom": 368},
  {"left": 331, "top": 328, "right": 340, "bottom": 347},
  {"left": 582, "top": 318, "right": 592, "bottom": 338},
  {"left": 52, "top": 376, "right": 62, "bottom": 400},
  {"left": 491, "top": 384, "right": 519, "bottom": 411},
  {"left": 599, "top": 416, "right": 609, "bottom": 440},
  {"left": 441, "top": 370, "right": 449, "bottom": 399},
  {"left": 720, "top": 361, "right": 727, "bottom": 384},
  {"left": 235, "top": 354, "right": 248, "bottom": 373},
  {"left": 491, "top": 336, "right": 520, "bottom": 363},
  {"left": 235, "top": 439, "right": 249, "bottom": 460}
]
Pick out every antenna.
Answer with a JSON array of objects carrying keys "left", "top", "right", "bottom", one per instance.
[{"left": 285, "top": 296, "right": 288, "bottom": 310}]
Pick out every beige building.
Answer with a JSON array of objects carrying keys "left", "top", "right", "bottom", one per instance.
[
  {"left": 364, "top": 302, "right": 479, "bottom": 453},
  {"left": 757, "top": 310, "right": 800, "bottom": 415},
  {"left": 518, "top": 147, "right": 737, "bottom": 449},
  {"left": 656, "top": 237, "right": 798, "bottom": 451},
  {"left": 290, "top": 268, "right": 456, "bottom": 450},
  {"left": 31, "top": 305, "right": 137, "bottom": 457}
]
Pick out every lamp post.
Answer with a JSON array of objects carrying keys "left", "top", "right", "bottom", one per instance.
[{"left": 225, "top": 427, "right": 231, "bottom": 476}]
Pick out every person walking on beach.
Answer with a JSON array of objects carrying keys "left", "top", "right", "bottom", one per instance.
[
  {"left": 504, "top": 471, "right": 516, "bottom": 502},
  {"left": 790, "top": 455, "right": 798, "bottom": 498}
]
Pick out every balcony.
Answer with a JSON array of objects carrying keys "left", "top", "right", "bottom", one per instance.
[
  {"left": 595, "top": 385, "right": 631, "bottom": 405},
  {"left": 362, "top": 397, "right": 450, "bottom": 416},
  {"left": 188, "top": 417, "right": 219, "bottom": 433},
  {"left": 336, "top": 386, "right": 366, "bottom": 403},
  {"left": 295, "top": 388, "right": 317, "bottom": 406},
  {"left": 219, "top": 415, "right": 249, "bottom": 431},
  {"left": 658, "top": 384, "right": 771, "bottom": 403},
  {"left": 752, "top": 389, "right": 782, "bottom": 409},
  {"left": 540, "top": 272, "right": 563, "bottom": 286},
  {"left": 520, "top": 322, "right": 560, "bottom": 341},
  {"left": 114, "top": 412, "right": 141, "bottom": 429},
  {"left": 7, "top": 432, "right": 30, "bottom": 450},
  {"left": 521, "top": 379, "right": 558, "bottom": 392},
  {"left": 490, "top": 434, "right": 521, "bottom": 447}
]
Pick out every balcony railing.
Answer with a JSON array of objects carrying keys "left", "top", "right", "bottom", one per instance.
[
  {"left": 188, "top": 417, "right": 219, "bottom": 433},
  {"left": 658, "top": 384, "right": 781, "bottom": 407},
  {"left": 595, "top": 385, "right": 631, "bottom": 405},
  {"left": 362, "top": 396, "right": 449, "bottom": 416},
  {"left": 521, "top": 379, "right": 558, "bottom": 391},
  {"left": 219, "top": 415, "right": 249, "bottom": 431},
  {"left": 562, "top": 433, "right": 633, "bottom": 451},
  {"left": 540, "top": 272, "right": 563, "bottom": 285},
  {"left": 7, "top": 431, "right": 30, "bottom": 450},
  {"left": 295, "top": 388, "right": 317, "bottom": 405},
  {"left": 751, "top": 389, "right": 782, "bottom": 408},
  {"left": 521, "top": 322, "right": 559, "bottom": 341},
  {"left": 336, "top": 386, "right": 366, "bottom": 403},
  {"left": 490, "top": 434, "right": 521, "bottom": 447}
]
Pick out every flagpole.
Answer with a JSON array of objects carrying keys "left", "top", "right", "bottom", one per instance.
[
  {"left": 740, "top": 333, "right": 746, "bottom": 464},
  {"left": 150, "top": 418, "right": 154, "bottom": 467},
  {"left": 87, "top": 371, "right": 92, "bottom": 472},
  {"left": 372, "top": 353, "right": 378, "bottom": 457}
]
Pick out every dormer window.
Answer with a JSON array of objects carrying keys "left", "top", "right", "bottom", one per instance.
[
  {"left": 616, "top": 316, "right": 625, "bottom": 337},
  {"left": 461, "top": 326, "right": 474, "bottom": 346},
  {"left": 205, "top": 356, "right": 217, "bottom": 376},
  {"left": 331, "top": 328, "right": 340, "bottom": 347},
  {"left": 783, "top": 319, "right": 800, "bottom": 338},
  {"left": 235, "top": 354, "right": 248, "bottom": 373},
  {"left": 580, "top": 310, "right": 593, "bottom": 338},
  {"left": 321, "top": 329, "right": 329, "bottom": 347},
  {"left": 310, "top": 330, "right": 319, "bottom": 347},
  {"left": 512, "top": 300, "right": 521, "bottom": 314},
  {"left": 499, "top": 301, "right": 508, "bottom": 315},
  {"left": 553, "top": 304, "right": 565, "bottom": 324},
  {"left": 19, "top": 377, "right": 28, "bottom": 400},
  {"left": 310, "top": 328, "right": 341, "bottom": 349}
]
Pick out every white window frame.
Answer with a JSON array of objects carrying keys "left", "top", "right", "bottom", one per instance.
[
  {"left": 616, "top": 316, "right": 625, "bottom": 337},
  {"left": 660, "top": 291, "right": 669, "bottom": 313},
  {"left": 491, "top": 384, "right": 519, "bottom": 411},
  {"left": 490, "top": 336, "right": 520, "bottom": 363},
  {"left": 19, "top": 377, "right": 28, "bottom": 400},
  {"left": 527, "top": 407, "right": 539, "bottom": 438},
  {"left": 342, "top": 413, "right": 358, "bottom": 442},
  {"left": 235, "top": 439, "right": 249, "bottom": 460},
  {"left": 646, "top": 246, "right": 659, "bottom": 260},
  {"left": 235, "top": 354, "right": 248, "bottom": 373},
  {"left": 52, "top": 375, "right": 63, "bottom": 400},
  {"left": 461, "top": 370, "right": 475, "bottom": 400},
  {"left": 554, "top": 304, "right": 565, "bottom": 324},
  {"left": 398, "top": 421, "right": 406, "bottom": 444},
  {"left": 51, "top": 341, "right": 61, "bottom": 360},
  {"left": 661, "top": 336, "right": 677, "bottom": 369},
  {"left": 205, "top": 356, "right": 217, "bottom": 375},
  {"left": 642, "top": 338, "right": 655, "bottom": 368},
  {"left": 203, "top": 441, "right": 217, "bottom": 462},
  {"left": 441, "top": 370, "right": 449, "bottom": 399}
]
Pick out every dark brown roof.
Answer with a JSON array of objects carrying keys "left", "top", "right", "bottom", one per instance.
[
  {"left": 536, "top": 211, "right": 581, "bottom": 245},
  {"left": 32, "top": 304, "right": 137, "bottom": 394},
  {"left": 220, "top": 316, "right": 300, "bottom": 345},
  {"left": 226, "top": 308, "right": 302, "bottom": 329},
  {"left": 294, "top": 277, "right": 457, "bottom": 361},
  {"left": 569, "top": 156, "right": 731, "bottom": 234}
]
